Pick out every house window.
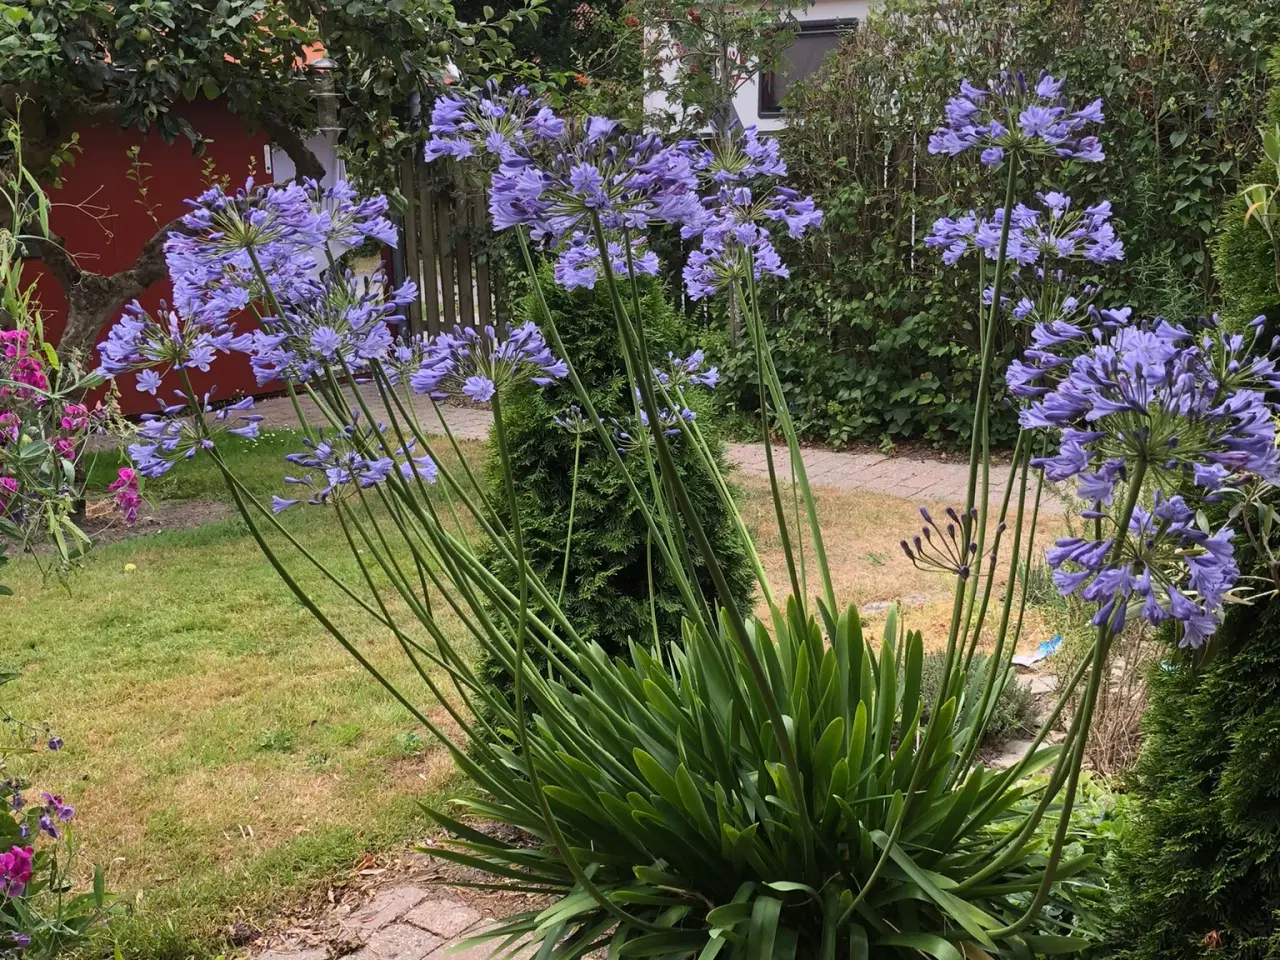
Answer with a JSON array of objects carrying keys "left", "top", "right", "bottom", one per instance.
[{"left": 758, "top": 19, "right": 856, "bottom": 117}]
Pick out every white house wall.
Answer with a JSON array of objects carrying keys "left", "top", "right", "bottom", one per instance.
[{"left": 643, "top": 0, "right": 874, "bottom": 133}]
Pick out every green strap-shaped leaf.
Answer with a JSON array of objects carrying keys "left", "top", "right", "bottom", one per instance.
[
  {"left": 747, "top": 895, "right": 782, "bottom": 960},
  {"left": 877, "top": 934, "right": 964, "bottom": 960}
]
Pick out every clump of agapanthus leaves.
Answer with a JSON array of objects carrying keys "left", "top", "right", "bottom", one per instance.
[
  {"left": 929, "top": 72, "right": 1105, "bottom": 166},
  {"left": 1023, "top": 313, "right": 1280, "bottom": 646}
]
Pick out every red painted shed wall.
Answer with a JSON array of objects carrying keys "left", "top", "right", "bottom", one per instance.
[{"left": 30, "top": 100, "right": 271, "bottom": 415}]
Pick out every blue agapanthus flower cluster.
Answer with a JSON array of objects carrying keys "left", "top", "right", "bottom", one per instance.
[
  {"left": 408, "top": 322, "right": 568, "bottom": 403},
  {"left": 231, "top": 268, "right": 417, "bottom": 386},
  {"left": 164, "top": 177, "right": 396, "bottom": 326},
  {"left": 425, "top": 82, "right": 565, "bottom": 164},
  {"left": 681, "top": 129, "right": 824, "bottom": 300},
  {"left": 1022, "top": 313, "right": 1280, "bottom": 645},
  {"left": 1050, "top": 492, "right": 1239, "bottom": 646},
  {"left": 1023, "top": 314, "right": 1280, "bottom": 492},
  {"left": 127, "top": 394, "right": 261, "bottom": 478},
  {"left": 96, "top": 301, "right": 239, "bottom": 394},
  {"left": 654, "top": 349, "right": 719, "bottom": 390},
  {"left": 424, "top": 92, "right": 822, "bottom": 301},
  {"left": 610, "top": 401, "right": 698, "bottom": 456},
  {"left": 1001, "top": 269, "right": 1102, "bottom": 327},
  {"left": 554, "top": 232, "right": 660, "bottom": 291},
  {"left": 928, "top": 73, "right": 1104, "bottom": 166},
  {"left": 1004, "top": 305, "right": 1130, "bottom": 400},
  {"left": 274, "top": 420, "right": 438, "bottom": 512},
  {"left": 926, "top": 193, "right": 1122, "bottom": 268},
  {"left": 485, "top": 115, "right": 704, "bottom": 247}
]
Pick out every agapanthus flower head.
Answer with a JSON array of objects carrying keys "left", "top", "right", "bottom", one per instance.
[
  {"left": 407, "top": 322, "right": 567, "bottom": 402},
  {"left": 482, "top": 109, "right": 706, "bottom": 247},
  {"left": 96, "top": 301, "right": 239, "bottom": 389},
  {"left": 166, "top": 177, "right": 395, "bottom": 326},
  {"left": 929, "top": 72, "right": 1105, "bottom": 166},
  {"left": 1050, "top": 490, "right": 1239, "bottom": 646},
  {"left": 928, "top": 194, "right": 1122, "bottom": 269},
  {"left": 900, "top": 505, "right": 979, "bottom": 580},
  {"left": 553, "top": 404, "right": 592, "bottom": 436},
  {"left": 552, "top": 231, "right": 659, "bottom": 291},
  {"left": 229, "top": 268, "right": 416, "bottom": 386},
  {"left": 1022, "top": 312, "right": 1280, "bottom": 498},
  {"left": 677, "top": 128, "right": 822, "bottom": 300},
  {"left": 654, "top": 349, "right": 719, "bottom": 390},
  {"left": 425, "top": 81, "right": 565, "bottom": 165},
  {"left": 127, "top": 393, "right": 261, "bottom": 479},
  {"left": 610, "top": 403, "right": 697, "bottom": 455},
  {"left": 274, "top": 421, "right": 437, "bottom": 510},
  {"left": 699, "top": 124, "right": 787, "bottom": 183},
  {"left": 683, "top": 211, "right": 790, "bottom": 300}
]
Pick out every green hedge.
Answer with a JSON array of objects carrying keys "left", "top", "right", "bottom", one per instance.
[
  {"left": 709, "top": 0, "right": 1279, "bottom": 449},
  {"left": 1108, "top": 597, "right": 1280, "bottom": 960},
  {"left": 477, "top": 269, "right": 754, "bottom": 695}
]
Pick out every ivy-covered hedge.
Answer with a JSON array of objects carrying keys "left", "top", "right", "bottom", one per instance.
[
  {"left": 477, "top": 269, "right": 754, "bottom": 695},
  {"left": 712, "top": 0, "right": 1279, "bottom": 449}
]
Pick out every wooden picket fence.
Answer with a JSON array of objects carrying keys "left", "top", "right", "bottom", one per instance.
[{"left": 398, "top": 158, "right": 500, "bottom": 336}]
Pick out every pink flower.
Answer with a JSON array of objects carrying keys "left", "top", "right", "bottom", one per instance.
[
  {"left": 0, "top": 329, "right": 30, "bottom": 360},
  {"left": 0, "top": 476, "right": 18, "bottom": 511},
  {"left": 108, "top": 467, "right": 142, "bottom": 524},
  {"left": 0, "top": 412, "right": 19, "bottom": 444},
  {"left": 0, "top": 845, "right": 34, "bottom": 897},
  {"left": 53, "top": 437, "right": 76, "bottom": 460},
  {"left": 60, "top": 404, "right": 89, "bottom": 431}
]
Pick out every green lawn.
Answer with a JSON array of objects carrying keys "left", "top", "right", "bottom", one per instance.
[{"left": 5, "top": 430, "right": 482, "bottom": 959}]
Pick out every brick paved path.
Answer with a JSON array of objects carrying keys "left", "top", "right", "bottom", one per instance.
[
  {"left": 254, "top": 387, "right": 1057, "bottom": 510},
  {"left": 259, "top": 883, "right": 544, "bottom": 960}
]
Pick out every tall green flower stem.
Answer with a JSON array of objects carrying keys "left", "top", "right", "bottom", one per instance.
[
  {"left": 587, "top": 214, "right": 817, "bottom": 846},
  {"left": 954, "top": 152, "right": 1021, "bottom": 659},
  {"left": 556, "top": 432, "right": 582, "bottom": 606}
]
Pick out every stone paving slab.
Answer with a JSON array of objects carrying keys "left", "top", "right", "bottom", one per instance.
[{"left": 251, "top": 390, "right": 1063, "bottom": 510}]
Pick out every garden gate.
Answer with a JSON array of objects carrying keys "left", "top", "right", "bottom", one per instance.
[{"left": 397, "top": 158, "right": 501, "bottom": 337}]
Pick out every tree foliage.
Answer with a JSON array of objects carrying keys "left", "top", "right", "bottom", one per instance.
[
  {"left": 477, "top": 267, "right": 753, "bottom": 693},
  {"left": 0, "top": 0, "right": 540, "bottom": 355}
]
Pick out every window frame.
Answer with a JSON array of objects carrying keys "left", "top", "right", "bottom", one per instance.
[{"left": 757, "top": 17, "right": 859, "bottom": 119}]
